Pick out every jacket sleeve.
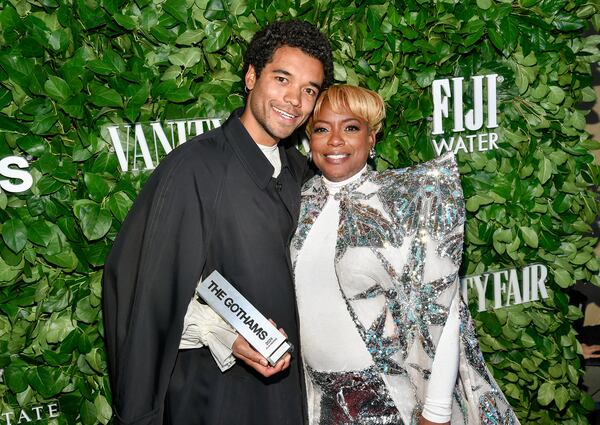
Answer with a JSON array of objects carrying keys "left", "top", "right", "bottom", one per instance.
[{"left": 102, "top": 151, "right": 217, "bottom": 425}]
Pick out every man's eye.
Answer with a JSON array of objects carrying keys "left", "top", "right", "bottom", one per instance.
[
  {"left": 305, "top": 88, "right": 317, "bottom": 96},
  {"left": 276, "top": 76, "right": 288, "bottom": 83}
]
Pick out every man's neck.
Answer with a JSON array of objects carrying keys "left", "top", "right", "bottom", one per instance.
[{"left": 239, "top": 109, "right": 279, "bottom": 147}]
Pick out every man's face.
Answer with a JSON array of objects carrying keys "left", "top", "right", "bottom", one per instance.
[{"left": 241, "top": 46, "right": 325, "bottom": 146}]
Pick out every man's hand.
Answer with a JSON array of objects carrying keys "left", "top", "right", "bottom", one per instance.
[{"left": 232, "top": 324, "right": 291, "bottom": 378}]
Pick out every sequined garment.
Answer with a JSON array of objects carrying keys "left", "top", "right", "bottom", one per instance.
[{"left": 292, "top": 153, "right": 520, "bottom": 425}]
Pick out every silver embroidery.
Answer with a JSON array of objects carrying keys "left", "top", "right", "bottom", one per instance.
[{"left": 307, "top": 366, "right": 403, "bottom": 424}]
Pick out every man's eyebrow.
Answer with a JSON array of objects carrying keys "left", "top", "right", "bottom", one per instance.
[{"left": 272, "top": 69, "right": 322, "bottom": 91}]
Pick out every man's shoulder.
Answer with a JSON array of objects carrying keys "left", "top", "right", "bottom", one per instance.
[{"left": 160, "top": 126, "right": 230, "bottom": 170}]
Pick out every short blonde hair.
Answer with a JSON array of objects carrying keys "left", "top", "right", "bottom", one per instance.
[{"left": 307, "top": 84, "right": 386, "bottom": 136}]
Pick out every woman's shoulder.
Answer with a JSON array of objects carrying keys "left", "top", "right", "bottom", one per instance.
[{"left": 374, "top": 152, "right": 459, "bottom": 183}]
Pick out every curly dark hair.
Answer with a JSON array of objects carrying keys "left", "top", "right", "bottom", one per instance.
[{"left": 243, "top": 20, "right": 334, "bottom": 90}]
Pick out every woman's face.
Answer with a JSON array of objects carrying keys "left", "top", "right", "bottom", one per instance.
[{"left": 310, "top": 101, "right": 375, "bottom": 182}]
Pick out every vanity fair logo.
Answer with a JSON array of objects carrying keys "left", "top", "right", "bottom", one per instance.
[
  {"left": 461, "top": 264, "right": 549, "bottom": 312},
  {"left": 0, "top": 155, "right": 33, "bottom": 193},
  {"left": 104, "top": 118, "right": 222, "bottom": 172},
  {"left": 431, "top": 74, "right": 500, "bottom": 155}
]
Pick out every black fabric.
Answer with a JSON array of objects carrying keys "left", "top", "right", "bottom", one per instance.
[{"left": 103, "top": 110, "right": 309, "bottom": 425}]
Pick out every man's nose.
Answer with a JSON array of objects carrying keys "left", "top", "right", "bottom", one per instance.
[{"left": 283, "top": 88, "right": 301, "bottom": 107}]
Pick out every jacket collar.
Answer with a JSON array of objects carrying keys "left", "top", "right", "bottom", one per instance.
[{"left": 222, "top": 108, "right": 291, "bottom": 189}]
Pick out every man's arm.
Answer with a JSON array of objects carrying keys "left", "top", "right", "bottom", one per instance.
[{"left": 103, "top": 150, "right": 213, "bottom": 425}]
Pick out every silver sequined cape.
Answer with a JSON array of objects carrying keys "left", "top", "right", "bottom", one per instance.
[{"left": 291, "top": 153, "right": 520, "bottom": 425}]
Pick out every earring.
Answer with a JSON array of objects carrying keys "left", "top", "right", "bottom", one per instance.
[{"left": 369, "top": 148, "right": 376, "bottom": 159}]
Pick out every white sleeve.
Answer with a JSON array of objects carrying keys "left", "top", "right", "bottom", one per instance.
[
  {"left": 422, "top": 295, "right": 460, "bottom": 423},
  {"left": 179, "top": 297, "right": 238, "bottom": 372}
]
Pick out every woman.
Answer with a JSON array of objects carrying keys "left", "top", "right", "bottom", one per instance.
[{"left": 291, "top": 84, "right": 520, "bottom": 425}]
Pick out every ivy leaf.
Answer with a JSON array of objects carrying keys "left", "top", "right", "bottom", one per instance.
[
  {"left": 553, "top": 269, "right": 572, "bottom": 288},
  {"left": 89, "top": 85, "right": 123, "bottom": 108},
  {"left": 519, "top": 226, "right": 538, "bottom": 248},
  {"left": 80, "top": 399, "right": 97, "bottom": 425},
  {"left": 27, "top": 220, "right": 53, "bottom": 246},
  {"left": 204, "top": 0, "right": 226, "bottom": 20},
  {"left": 168, "top": 48, "right": 203, "bottom": 68},
  {"left": 537, "top": 382, "right": 555, "bottom": 406},
  {"left": 73, "top": 200, "right": 113, "bottom": 241},
  {"left": 44, "top": 75, "right": 72, "bottom": 101},
  {"left": 2, "top": 217, "right": 28, "bottom": 253},
  {"left": 536, "top": 157, "right": 552, "bottom": 184},
  {"left": 27, "top": 366, "right": 69, "bottom": 398},
  {"left": 84, "top": 172, "right": 112, "bottom": 201},
  {"left": 107, "top": 191, "right": 133, "bottom": 222},
  {"left": 5, "top": 366, "right": 28, "bottom": 392},
  {"left": 162, "top": 0, "right": 188, "bottom": 22},
  {"left": 204, "top": 22, "right": 231, "bottom": 53},
  {"left": 176, "top": 29, "right": 205, "bottom": 45}
]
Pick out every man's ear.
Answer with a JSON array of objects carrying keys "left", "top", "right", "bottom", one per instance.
[{"left": 245, "top": 65, "right": 257, "bottom": 91}]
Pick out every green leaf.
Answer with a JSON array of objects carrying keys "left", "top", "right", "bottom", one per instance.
[
  {"left": 89, "top": 85, "right": 123, "bottom": 108},
  {"left": 554, "top": 386, "right": 569, "bottom": 410},
  {"left": 5, "top": 366, "right": 28, "bottom": 392},
  {"left": 84, "top": 172, "right": 112, "bottom": 201},
  {"left": 204, "top": 22, "right": 231, "bottom": 53},
  {"left": 95, "top": 393, "right": 112, "bottom": 424},
  {"left": 27, "top": 366, "right": 69, "bottom": 398},
  {"left": 2, "top": 218, "right": 28, "bottom": 253},
  {"left": 114, "top": 13, "right": 137, "bottom": 30},
  {"left": 81, "top": 400, "right": 97, "bottom": 425},
  {"left": 107, "top": 191, "right": 133, "bottom": 222},
  {"left": 168, "top": 47, "right": 203, "bottom": 68},
  {"left": 547, "top": 86, "right": 565, "bottom": 104},
  {"left": 519, "top": 226, "right": 538, "bottom": 248},
  {"left": 553, "top": 269, "right": 572, "bottom": 288},
  {"left": 536, "top": 157, "right": 552, "bottom": 184},
  {"left": 477, "top": 0, "right": 492, "bottom": 9},
  {"left": 44, "top": 75, "right": 72, "bottom": 101},
  {"left": 72, "top": 200, "right": 113, "bottom": 240},
  {"left": 537, "top": 382, "right": 555, "bottom": 406},
  {"left": 176, "top": 29, "right": 205, "bottom": 45},
  {"left": 204, "top": 0, "right": 226, "bottom": 20},
  {"left": 27, "top": 220, "right": 53, "bottom": 246},
  {"left": 17, "top": 135, "right": 47, "bottom": 157},
  {"left": 163, "top": 0, "right": 188, "bottom": 22}
]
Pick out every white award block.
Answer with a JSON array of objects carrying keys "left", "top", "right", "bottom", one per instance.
[{"left": 196, "top": 270, "right": 293, "bottom": 366}]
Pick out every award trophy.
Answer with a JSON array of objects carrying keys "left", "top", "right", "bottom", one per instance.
[{"left": 196, "top": 270, "right": 293, "bottom": 366}]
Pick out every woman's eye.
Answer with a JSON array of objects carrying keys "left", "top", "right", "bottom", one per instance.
[
  {"left": 345, "top": 125, "right": 360, "bottom": 132},
  {"left": 313, "top": 127, "right": 327, "bottom": 133}
]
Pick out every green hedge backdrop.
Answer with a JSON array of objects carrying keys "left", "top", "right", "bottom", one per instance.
[{"left": 1, "top": 0, "right": 599, "bottom": 423}]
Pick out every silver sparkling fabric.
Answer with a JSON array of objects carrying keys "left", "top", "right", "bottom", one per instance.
[
  {"left": 292, "top": 153, "right": 520, "bottom": 424},
  {"left": 307, "top": 366, "right": 404, "bottom": 424}
]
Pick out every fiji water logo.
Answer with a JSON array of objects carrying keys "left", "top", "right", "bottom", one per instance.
[
  {"left": 104, "top": 118, "right": 222, "bottom": 172},
  {"left": 431, "top": 74, "right": 501, "bottom": 155}
]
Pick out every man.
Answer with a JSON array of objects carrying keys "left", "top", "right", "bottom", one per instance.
[{"left": 102, "top": 20, "right": 333, "bottom": 425}]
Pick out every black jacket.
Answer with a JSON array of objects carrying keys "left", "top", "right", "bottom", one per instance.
[{"left": 102, "top": 111, "right": 309, "bottom": 425}]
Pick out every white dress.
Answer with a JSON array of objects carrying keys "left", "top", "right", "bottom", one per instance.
[{"left": 291, "top": 153, "right": 520, "bottom": 425}]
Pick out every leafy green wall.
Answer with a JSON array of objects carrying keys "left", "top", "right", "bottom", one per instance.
[{"left": 0, "top": 0, "right": 599, "bottom": 423}]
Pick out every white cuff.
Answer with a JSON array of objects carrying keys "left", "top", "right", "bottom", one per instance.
[{"left": 180, "top": 298, "right": 237, "bottom": 372}]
